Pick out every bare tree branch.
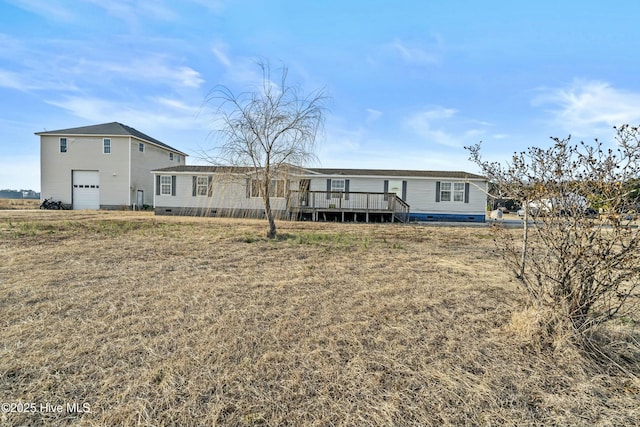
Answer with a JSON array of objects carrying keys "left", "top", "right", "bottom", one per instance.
[
  {"left": 467, "top": 126, "right": 640, "bottom": 339},
  {"left": 205, "top": 60, "right": 329, "bottom": 238}
]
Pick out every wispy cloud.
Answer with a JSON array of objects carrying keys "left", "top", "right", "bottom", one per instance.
[
  {"left": 405, "top": 107, "right": 460, "bottom": 147},
  {"left": 532, "top": 79, "right": 640, "bottom": 137},
  {"left": 45, "top": 96, "right": 207, "bottom": 131},
  {"left": 405, "top": 106, "right": 490, "bottom": 148},
  {"left": 211, "top": 41, "right": 232, "bottom": 68},
  {"left": 366, "top": 108, "right": 383, "bottom": 123},
  {"left": 377, "top": 36, "right": 444, "bottom": 67}
]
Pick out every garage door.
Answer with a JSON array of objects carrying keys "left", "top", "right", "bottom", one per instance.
[{"left": 72, "top": 170, "right": 100, "bottom": 210}]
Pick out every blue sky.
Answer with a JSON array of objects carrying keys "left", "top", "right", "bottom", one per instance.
[{"left": 2, "top": 0, "right": 640, "bottom": 191}]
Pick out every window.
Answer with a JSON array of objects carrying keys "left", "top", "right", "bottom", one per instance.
[
  {"left": 249, "top": 179, "right": 286, "bottom": 198},
  {"left": 169, "top": 152, "right": 174, "bottom": 160},
  {"left": 139, "top": 143, "right": 144, "bottom": 152},
  {"left": 453, "top": 182, "right": 465, "bottom": 202},
  {"left": 103, "top": 138, "right": 111, "bottom": 154},
  {"left": 440, "top": 182, "right": 451, "bottom": 201},
  {"left": 177, "top": 155, "right": 181, "bottom": 162},
  {"left": 270, "top": 179, "right": 286, "bottom": 197},
  {"left": 196, "top": 176, "right": 208, "bottom": 196},
  {"left": 60, "top": 138, "right": 67, "bottom": 153},
  {"left": 331, "top": 179, "right": 345, "bottom": 198},
  {"left": 439, "top": 182, "right": 465, "bottom": 202},
  {"left": 160, "top": 175, "right": 172, "bottom": 195}
]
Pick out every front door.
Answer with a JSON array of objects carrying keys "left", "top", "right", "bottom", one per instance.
[
  {"left": 299, "top": 179, "right": 310, "bottom": 206},
  {"left": 387, "top": 180, "right": 403, "bottom": 199}
]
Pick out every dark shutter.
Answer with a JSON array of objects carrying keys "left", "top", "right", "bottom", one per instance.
[
  {"left": 344, "top": 179, "right": 350, "bottom": 200},
  {"left": 208, "top": 176, "right": 213, "bottom": 197},
  {"left": 156, "top": 175, "right": 160, "bottom": 196},
  {"left": 171, "top": 176, "right": 176, "bottom": 196},
  {"left": 464, "top": 183, "right": 470, "bottom": 203},
  {"left": 246, "top": 178, "right": 250, "bottom": 198},
  {"left": 402, "top": 181, "right": 407, "bottom": 201},
  {"left": 192, "top": 176, "right": 197, "bottom": 197},
  {"left": 383, "top": 180, "right": 389, "bottom": 201},
  {"left": 326, "top": 179, "right": 331, "bottom": 199},
  {"left": 435, "top": 181, "right": 441, "bottom": 202}
]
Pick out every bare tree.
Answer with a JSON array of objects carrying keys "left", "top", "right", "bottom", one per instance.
[
  {"left": 206, "top": 61, "right": 328, "bottom": 238},
  {"left": 467, "top": 125, "right": 640, "bottom": 338}
]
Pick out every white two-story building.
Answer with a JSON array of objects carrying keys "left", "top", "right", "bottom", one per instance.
[{"left": 37, "top": 122, "right": 187, "bottom": 210}]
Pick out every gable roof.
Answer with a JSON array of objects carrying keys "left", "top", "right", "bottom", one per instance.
[
  {"left": 307, "top": 168, "right": 485, "bottom": 179},
  {"left": 153, "top": 165, "right": 485, "bottom": 180},
  {"left": 35, "top": 122, "right": 187, "bottom": 155},
  {"left": 152, "top": 165, "right": 254, "bottom": 174}
]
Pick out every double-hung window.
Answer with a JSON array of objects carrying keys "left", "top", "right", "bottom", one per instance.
[
  {"left": 103, "top": 138, "right": 111, "bottom": 154},
  {"left": 60, "top": 138, "right": 67, "bottom": 153},
  {"left": 269, "top": 179, "right": 286, "bottom": 197},
  {"left": 249, "top": 179, "right": 286, "bottom": 198},
  {"left": 331, "top": 179, "right": 345, "bottom": 198},
  {"left": 196, "top": 176, "right": 208, "bottom": 196},
  {"left": 169, "top": 152, "right": 174, "bottom": 160},
  {"left": 453, "top": 183, "right": 465, "bottom": 202},
  {"left": 439, "top": 182, "right": 465, "bottom": 202},
  {"left": 160, "top": 175, "right": 172, "bottom": 195},
  {"left": 139, "top": 143, "right": 144, "bottom": 152}
]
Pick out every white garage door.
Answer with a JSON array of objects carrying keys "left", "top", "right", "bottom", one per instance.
[{"left": 72, "top": 170, "right": 100, "bottom": 210}]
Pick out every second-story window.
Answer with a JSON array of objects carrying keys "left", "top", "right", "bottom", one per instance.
[
  {"left": 60, "top": 138, "right": 67, "bottom": 153},
  {"left": 103, "top": 138, "right": 111, "bottom": 154}
]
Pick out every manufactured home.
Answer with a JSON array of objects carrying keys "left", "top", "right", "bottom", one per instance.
[
  {"left": 151, "top": 165, "right": 487, "bottom": 222},
  {"left": 37, "top": 122, "right": 187, "bottom": 210}
]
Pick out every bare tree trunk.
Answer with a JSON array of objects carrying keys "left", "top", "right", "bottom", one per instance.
[
  {"left": 520, "top": 198, "right": 528, "bottom": 279},
  {"left": 263, "top": 195, "right": 277, "bottom": 239}
]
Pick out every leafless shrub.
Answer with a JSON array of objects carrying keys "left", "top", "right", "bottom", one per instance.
[{"left": 467, "top": 125, "right": 640, "bottom": 340}]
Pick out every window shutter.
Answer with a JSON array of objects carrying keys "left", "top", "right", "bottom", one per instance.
[
  {"left": 208, "top": 176, "right": 213, "bottom": 197},
  {"left": 383, "top": 180, "right": 389, "bottom": 201},
  {"left": 435, "top": 181, "right": 441, "bottom": 202},
  {"left": 402, "top": 181, "right": 407, "bottom": 201},
  {"left": 464, "top": 182, "right": 470, "bottom": 203},
  {"left": 171, "top": 176, "right": 176, "bottom": 196},
  {"left": 156, "top": 175, "right": 160, "bottom": 196},
  {"left": 192, "top": 176, "right": 197, "bottom": 197},
  {"left": 344, "top": 179, "right": 350, "bottom": 200},
  {"left": 246, "top": 178, "right": 250, "bottom": 198},
  {"left": 326, "top": 179, "right": 331, "bottom": 199}
]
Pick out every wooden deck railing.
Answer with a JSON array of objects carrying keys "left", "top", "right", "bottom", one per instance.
[{"left": 288, "top": 190, "right": 410, "bottom": 222}]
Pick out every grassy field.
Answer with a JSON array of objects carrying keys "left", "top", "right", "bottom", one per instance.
[
  {"left": 0, "top": 211, "right": 638, "bottom": 426},
  {"left": 0, "top": 198, "right": 40, "bottom": 210}
]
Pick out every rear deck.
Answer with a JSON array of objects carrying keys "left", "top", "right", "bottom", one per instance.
[{"left": 288, "top": 191, "right": 410, "bottom": 223}]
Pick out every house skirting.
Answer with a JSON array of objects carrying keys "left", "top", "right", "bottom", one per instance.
[
  {"left": 154, "top": 206, "right": 485, "bottom": 223},
  {"left": 154, "top": 207, "right": 290, "bottom": 219},
  {"left": 409, "top": 213, "right": 486, "bottom": 222}
]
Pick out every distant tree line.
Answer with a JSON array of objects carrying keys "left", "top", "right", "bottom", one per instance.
[{"left": 0, "top": 189, "right": 40, "bottom": 199}]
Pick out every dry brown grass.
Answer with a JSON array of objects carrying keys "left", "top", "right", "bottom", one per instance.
[
  {"left": 0, "top": 211, "right": 638, "bottom": 426},
  {"left": 0, "top": 198, "right": 40, "bottom": 210}
]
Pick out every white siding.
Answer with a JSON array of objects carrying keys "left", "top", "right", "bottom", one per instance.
[
  {"left": 130, "top": 139, "right": 183, "bottom": 207},
  {"left": 40, "top": 135, "right": 129, "bottom": 207},
  {"left": 309, "top": 176, "right": 486, "bottom": 215},
  {"left": 154, "top": 174, "right": 289, "bottom": 212}
]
